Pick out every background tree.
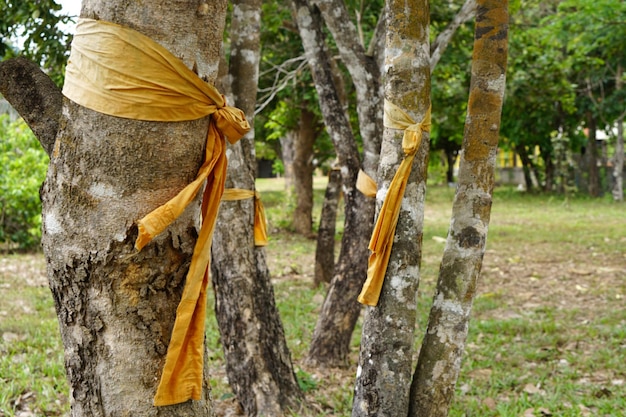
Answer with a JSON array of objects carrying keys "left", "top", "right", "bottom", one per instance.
[
  {"left": 212, "top": 0, "right": 304, "bottom": 414},
  {"left": 1, "top": 1, "right": 231, "bottom": 415}
]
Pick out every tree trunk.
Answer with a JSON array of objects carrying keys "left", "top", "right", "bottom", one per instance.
[
  {"left": 292, "top": 0, "right": 373, "bottom": 368},
  {"left": 1, "top": 2, "right": 230, "bottom": 416},
  {"left": 586, "top": 112, "right": 600, "bottom": 197},
  {"left": 211, "top": 1, "right": 304, "bottom": 414},
  {"left": 515, "top": 144, "right": 534, "bottom": 191},
  {"left": 445, "top": 148, "right": 458, "bottom": 184},
  {"left": 542, "top": 147, "right": 555, "bottom": 191},
  {"left": 612, "top": 64, "right": 624, "bottom": 202},
  {"left": 303, "top": 0, "right": 381, "bottom": 369},
  {"left": 314, "top": 168, "right": 342, "bottom": 286},
  {"left": 293, "top": 105, "right": 317, "bottom": 236},
  {"left": 281, "top": 132, "right": 296, "bottom": 190},
  {"left": 352, "top": 0, "right": 431, "bottom": 414},
  {"left": 409, "top": 2, "right": 508, "bottom": 415}
]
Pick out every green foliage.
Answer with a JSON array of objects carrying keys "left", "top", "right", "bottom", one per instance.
[
  {"left": 0, "top": 0, "right": 74, "bottom": 86},
  {"left": 0, "top": 116, "right": 48, "bottom": 251}
]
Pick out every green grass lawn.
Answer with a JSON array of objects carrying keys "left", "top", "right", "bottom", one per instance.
[{"left": 1, "top": 181, "right": 625, "bottom": 416}]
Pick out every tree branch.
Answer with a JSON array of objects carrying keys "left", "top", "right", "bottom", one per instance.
[
  {"left": 0, "top": 57, "right": 63, "bottom": 156},
  {"left": 430, "top": 0, "right": 477, "bottom": 72}
]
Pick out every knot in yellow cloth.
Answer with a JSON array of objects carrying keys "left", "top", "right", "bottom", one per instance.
[
  {"left": 221, "top": 188, "right": 268, "bottom": 246},
  {"left": 357, "top": 100, "right": 431, "bottom": 307},
  {"left": 384, "top": 100, "right": 431, "bottom": 156},
  {"left": 62, "top": 18, "right": 250, "bottom": 406}
]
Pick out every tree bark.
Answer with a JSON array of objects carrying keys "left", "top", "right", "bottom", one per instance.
[
  {"left": 303, "top": 0, "right": 380, "bottom": 369},
  {"left": 515, "top": 144, "right": 534, "bottom": 191},
  {"left": 586, "top": 112, "right": 600, "bottom": 197},
  {"left": 409, "top": 2, "right": 508, "bottom": 416},
  {"left": 293, "top": 105, "right": 317, "bottom": 236},
  {"left": 352, "top": 0, "right": 431, "bottom": 414},
  {"left": 314, "top": 168, "right": 342, "bottom": 286},
  {"left": 0, "top": 2, "right": 231, "bottom": 416},
  {"left": 211, "top": 1, "right": 304, "bottom": 415},
  {"left": 612, "top": 64, "right": 624, "bottom": 202},
  {"left": 292, "top": 0, "right": 373, "bottom": 368}
]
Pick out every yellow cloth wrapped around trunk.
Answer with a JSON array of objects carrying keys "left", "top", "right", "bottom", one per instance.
[
  {"left": 62, "top": 18, "right": 250, "bottom": 406},
  {"left": 221, "top": 188, "right": 268, "bottom": 246},
  {"left": 357, "top": 101, "right": 431, "bottom": 306}
]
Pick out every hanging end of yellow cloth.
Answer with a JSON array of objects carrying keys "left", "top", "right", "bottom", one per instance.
[
  {"left": 356, "top": 169, "right": 377, "bottom": 198},
  {"left": 153, "top": 385, "right": 201, "bottom": 407},
  {"left": 357, "top": 253, "right": 385, "bottom": 306}
]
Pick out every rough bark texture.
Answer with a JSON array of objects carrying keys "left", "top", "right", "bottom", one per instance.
[
  {"left": 314, "top": 168, "right": 341, "bottom": 286},
  {"left": 430, "top": 0, "right": 477, "bottom": 71},
  {"left": 211, "top": 1, "right": 304, "bottom": 415},
  {"left": 304, "top": 0, "right": 381, "bottom": 369},
  {"left": 3, "top": 1, "right": 231, "bottom": 416},
  {"left": 409, "top": 2, "right": 508, "bottom": 416},
  {"left": 293, "top": 106, "right": 317, "bottom": 236},
  {"left": 0, "top": 57, "right": 62, "bottom": 156},
  {"left": 293, "top": 0, "right": 373, "bottom": 368},
  {"left": 351, "top": 0, "right": 431, "bottom": 415}
]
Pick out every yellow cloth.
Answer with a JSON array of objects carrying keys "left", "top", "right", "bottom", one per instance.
[
  {"left": 62, "top": 19, "right": 250, "bottom": 406},
  {"left": 356, "top": 169, "right": 377, "bottom": 198},
  {"left": 357, "top": 101, "right": 431, "bottom": 306},
  {"left": 221, "top": 188, "right": 268, "bottom": 246}
]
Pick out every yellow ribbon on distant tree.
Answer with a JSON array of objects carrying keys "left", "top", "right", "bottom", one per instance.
[
  {"left": 221, "top": 188, "right": 268, "bottom": 246},
  {"left": 357, "top": 100, "right": 431, "bottom": 306},
  {"left": 62, "top": 18, "right": 250, "bottom": 406}
]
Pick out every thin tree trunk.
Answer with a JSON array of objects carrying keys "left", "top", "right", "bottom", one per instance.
[
  {"left": 314, "top": 168, "right": 342, "bottom": 286},
  {"left": 1, "top": 1, "right": 229, "bottom": 415},
  {"left": 587, "top": 112, "right": 600, "bottom": 197},
  {"left": 612, "top": 64, "right": 624, "bottom": 202},
  {"left": 211, "top": 1, "right": 303, "bottom": 415},
  {"left": 409, "top": 2, "right": 508, "bottom": 416},
  {"left": 293, "top": 106, "right": 317, "bottom": 236},
  {"left": 515, "top": 144, "right": 534, "bottom": 191},
  {"left": 303, "top": 0, "right": 380, "bottom": 369},
  {"left": 292, "top": 0, "right": 372, "bottom": 368},
  {"left": 281, "top": 132, "right": 296, "bottom": 190},
  {"left": 352, "top": 0, "right": 431, "bottom": 415}
]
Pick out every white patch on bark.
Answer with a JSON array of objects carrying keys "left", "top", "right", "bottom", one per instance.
[
  {"left": 43, "top": 211, "right": 63, "bottom": 235},
  {"left": 432, "top": 359, "right": 447, "bottom": 381},
  {"left": 240, "top": 49, "right": 259, "bottom": 66},
  {"left": 487, "top": 73, "right": 506, "bottom": 93},
  {"left": 356, "top": 365, "right": 362, "bottom": 377},
  {"left": 89, "top": 182, "right": 117, "bottom": 199}
]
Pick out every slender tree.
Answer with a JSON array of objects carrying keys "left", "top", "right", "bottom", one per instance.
[
  {"left": 409, "top": 1, "right": 509, "bottom": 415},
  {"left": 212, "top": 0, "right": 304, "bottom": 414}
]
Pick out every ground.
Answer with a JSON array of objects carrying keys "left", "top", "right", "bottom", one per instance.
[{"left": 1, "top": 187, "right": 625, "bottom": 416}]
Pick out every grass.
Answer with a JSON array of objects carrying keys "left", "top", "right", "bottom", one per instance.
[{"left": 1, "top": 180, "right": 625, "bottom": 416}]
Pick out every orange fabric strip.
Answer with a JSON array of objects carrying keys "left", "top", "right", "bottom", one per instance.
[
  {"left": 62, "top": 18, "right": 250, "bottom": 406},
  {"left": 221, "top": 188, "right": 268, "bottom": 246},
  {"left": 357, "top": 102, "right": 431, "bottom": 306}
]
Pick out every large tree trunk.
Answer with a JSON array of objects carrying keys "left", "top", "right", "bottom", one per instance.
[
  {"left": 409, "top": 2, "right": 508, "bottom": 415},
  {"left": 1, "top": 2, "right": 229, "bottom": 416},
  {"left": 352, "top": 0, "right": 431, "bottom": 414},
  {"left": 293, "top": 0, "right": 373, "bottom": 368},
  {"left": 211, "top": 1, "right": 304, "bottom": 415},
  {"left": 293, "top": 106, "right": 317, "bottom": 236}
]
